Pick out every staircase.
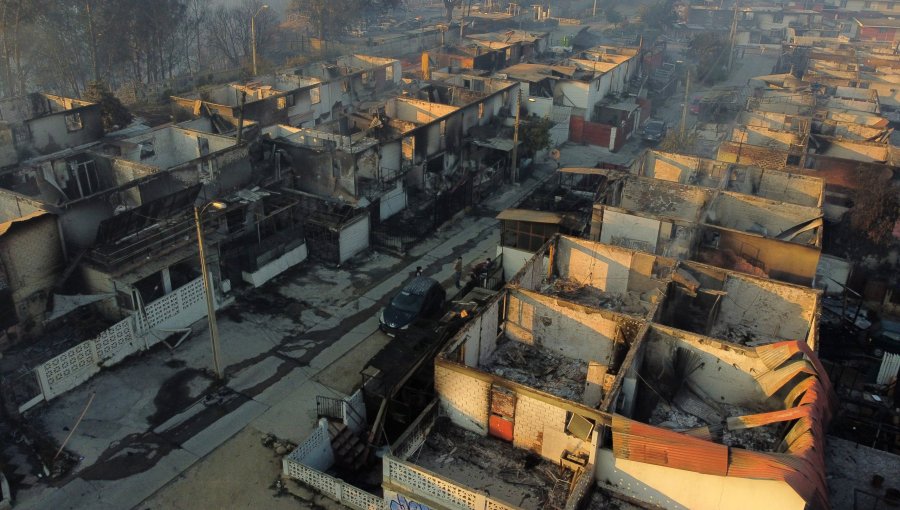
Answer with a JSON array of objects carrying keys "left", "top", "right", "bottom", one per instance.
[{"left": 327, "top": 421, "right": 369, "bottom": 471}]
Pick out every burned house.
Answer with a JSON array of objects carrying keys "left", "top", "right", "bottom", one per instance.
[
  {"left": 603, "top": 151, "right": 827, "bottom": 285},
  {"left": 425, "top": 44, "right": 513, "bottom": 74},
  {"left": 466, "top": 29, "right": 551, "bottom": 62},
  {"left": 283, "top": 235, "right": 830, "bottom": 510},
  {"left": 0, "top": 93, "right": 103, "bottom": 170},
  {"left": 502, "top": 46, "right": 644, "bottom": 151},
  {"left": 172, "top": 54, "right": 402, "bottom": 129},
  {"left": 496, "top": 167, "right": 611, "bottom": 278},
  {"left": 501, "top": 44, "right": 640, "bottom": 122},
  {"left": 262, "top": 124, "right": 384, "bottom": 205},
  {"left": 493, "top": 148, "right": 826, "bottom": 286},
  {"left": 0, "top": 198, "right": 64, "bottom": 347}
]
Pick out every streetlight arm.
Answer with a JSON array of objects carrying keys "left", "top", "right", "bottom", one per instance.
[{"left": 251, "top": 5, "right": 268, "bottom": 76}]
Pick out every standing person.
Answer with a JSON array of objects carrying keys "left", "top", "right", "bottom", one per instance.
[
  {"left": 415, "top": 266, "right": 423, "bottom": 277},
  {"left": 454, "top": 257, "right": 463, "bottom": 288},
  {"left": 481, "top": 258, "right": 493, "bottom": 286}
]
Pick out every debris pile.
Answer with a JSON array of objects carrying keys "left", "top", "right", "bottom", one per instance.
[
  {"left": 486, "top": 340, "right": 587, "bottom": 401},
  {"left": 418, "top": 422, "right": 573, "bottom": 510},
  {"left": 649, "top": 398, "right": 782, "bottom": 452},
  {"left": 649, "top": 401, "right": 703, "bottom": 430},
  {"left": 540, "top": 278, "right": 654, "bottom": 315},
  {"left": 721, "top": 405, "right": 782, "bottom": 451},
  {"left": 261, "top": 433, "right": 297, "bottom": 457},
  {"left": 715, "top": 325, "right": 764, "bottom": 346}
]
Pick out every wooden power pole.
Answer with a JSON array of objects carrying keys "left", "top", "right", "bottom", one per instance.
[{"left": 511, "top": 87, "right": 522, "bottom": 182}]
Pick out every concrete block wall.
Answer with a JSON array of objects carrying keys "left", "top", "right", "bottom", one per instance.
[
  {"left": 434, "top": 365, "right": 490, "bottom": 435},
  {"left": 512, "top": 393, "right": 568, "bottom": 454}
]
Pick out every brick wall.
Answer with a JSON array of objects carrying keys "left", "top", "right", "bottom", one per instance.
[
  {"left": 435, "top": 364, "right": 491, "bottom": 434},
  {"left": 512, "top": 394, "right": 568, "bottom": 453}
]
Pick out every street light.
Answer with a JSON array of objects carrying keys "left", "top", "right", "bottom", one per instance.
[
  {"left": 251, "top": 4, "right": 269, "bottom": 76},
  {"left": 194, "top": 201, "right": 227, "bottom": 380}
]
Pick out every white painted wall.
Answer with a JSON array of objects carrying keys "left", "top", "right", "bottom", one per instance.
[
  {"left": 599, "top": 210, "right": 660, "bottom": 253},
  {"left": 506, "top": 290, "right": 620, "bottom": 363},
  {"left": 595, "top": 449, "right": 806, "bottom": 510},
  {"left": 379, "top": 182, "right": 407, "bottom": 221},
  {"left": 498, "top": 245, "right": 541, "bottom": 281},
  {"left": 556, "top": 237, "right": 635, "bottom": 295},
  {"left": 338, "top": 214, "right": 370, "bottom": 263},
  {"left": 242, "top": 243, "right": 308, "bottom": 287}
]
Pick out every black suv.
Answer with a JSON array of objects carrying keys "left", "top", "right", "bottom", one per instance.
[
  {"left": 642, "top": 120, "right": 668, "bottom": 144},
  {"left": 379, "top": 277, "right": 446, "bottom": 334}
]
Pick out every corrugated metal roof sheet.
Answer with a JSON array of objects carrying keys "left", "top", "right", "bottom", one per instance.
[
  {"left": 496, "top": 209, "right": 565, "bottom": 224},
  {"left": 612, "top": 340, "right": 834, "bottom": 510},
  {"left": 612, "top": 415, "right": 729, "bottom": 476}
]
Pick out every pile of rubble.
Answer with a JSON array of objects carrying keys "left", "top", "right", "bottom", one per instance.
[
  {"left": 540, "top": 278, "right": 655, "bottom": 315},
  {"left": 486, "top": 340, "right": 587, "bottom": 401},
  {"left": 649, "top": 398, "right": 782, "bottom": 452},
  {"left": 420, "top": 422, "right": 573, "bottom": 510}
]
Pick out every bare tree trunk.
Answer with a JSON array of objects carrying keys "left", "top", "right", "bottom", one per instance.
[
  {"left": 12, "top": 0, "right": 23, "bottom": 95},
  {"left": 85, "top": 0, "right": 100, "bottom": 83},
  {"left": 1, "top": 1, "right": 14, "bottom": 97}
]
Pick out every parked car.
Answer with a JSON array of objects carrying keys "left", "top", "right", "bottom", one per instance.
[
  {"left": 642, "top": 120, "right": 668, "bottom": 143},
  {"left": 379, "top": 277, "right": 446, "bottom": 335},
  {"left": 689, "top": 94, "right": 702, "bottom": 115}
]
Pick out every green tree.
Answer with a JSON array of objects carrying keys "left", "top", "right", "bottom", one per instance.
[
  {"left": 687, "top": 32, "right": 729, "bottom": 84},
  {"left": 82, "top": 80, "right": 132, "bottom": 130},
  {"left": 521, "top": 117, "right": 554, "bottom": 157}
]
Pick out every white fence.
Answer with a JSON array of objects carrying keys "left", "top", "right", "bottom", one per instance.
[
  {"left": 284, "top": 400, "right": 517, "bottom": 510},
  {"left": 877, "top": 352, "right": 900, "bottom": 385},
  {"left": 383, "top": 456, "right": 518, "bottom": 510},
  {"left": 283, "top": 419, "right": 382, "bottom": 510},
  {"left": 22, "top": 277, "right": 208, "bottom": 412}
]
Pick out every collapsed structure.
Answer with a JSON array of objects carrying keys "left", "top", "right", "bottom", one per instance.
[{"left": 284, "top": 235, "right": 833, "bottom": 510}]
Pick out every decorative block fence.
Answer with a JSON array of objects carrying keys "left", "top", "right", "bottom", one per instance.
[{"left": 19, "top": 277, "right": 209, "bottom": 413}]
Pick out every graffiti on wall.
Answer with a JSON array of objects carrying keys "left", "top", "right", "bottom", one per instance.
[{"left": 389, "top": 494, "right": 431, "bottom": 510}]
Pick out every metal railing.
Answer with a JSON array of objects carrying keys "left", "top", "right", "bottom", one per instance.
[
  {"left": 89, "top": 215, "right": 203, "bottom": 270},
  {"left": 316, "top": 395, "right": 343, "bottom": 420}
]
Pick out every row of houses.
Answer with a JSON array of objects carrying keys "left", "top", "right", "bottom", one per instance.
[
  {"left": 261, "top": 2, "right": 900, "bottom": 509},
  {"left": 679, "top": 0, "right": 900, "bottom": 46},
  {"left": 0, "top": 40, "right": 521, "bottom": 409},
  {"left": 494, "top": 150, "right": 827, "bottom": 285},
  {"left": 0, "top": 22, "right": 666, "bottom": 405}
]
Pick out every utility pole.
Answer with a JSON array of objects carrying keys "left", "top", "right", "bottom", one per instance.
[
  {"left": 680, "top": 70, "right": 691, "bottom": 139},
  {"left": 511, "top": 87, "right": 522, "bottom": 182},
  {"left": 195, "top": 202, "right": 227, "bottom": 380},
  {"left": 727, "top": 3, "right": 738, "bottom": 74},
  {"left": 592, "top": 0, "right": 597, "bottom": 18}
]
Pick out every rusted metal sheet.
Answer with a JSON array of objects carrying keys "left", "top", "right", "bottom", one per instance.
[
  {"left": 612, "top": 415, "right": 728, "bottom": 476},
  {"left": 726, "top": 407, "right": 807, "bottom": 430}
]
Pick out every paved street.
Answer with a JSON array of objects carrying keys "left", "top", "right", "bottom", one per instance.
[{"left": 11, "top": 164, "right": 555, "bottom": 510}]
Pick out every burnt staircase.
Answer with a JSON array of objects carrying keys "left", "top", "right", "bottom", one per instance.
[{"left": 327, "top": 421, "right": 370, "bottom": 471}]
